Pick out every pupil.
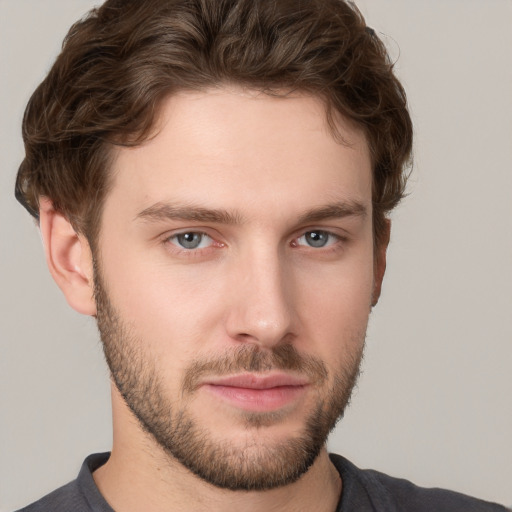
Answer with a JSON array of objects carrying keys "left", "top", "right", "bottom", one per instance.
[
  {"left": 178, "top": 232, "right": 201, "bottom": 249},
  {"left": 306, "top": 231, "right": 327, "bottom": 247}
]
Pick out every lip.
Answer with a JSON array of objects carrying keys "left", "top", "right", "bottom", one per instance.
[{"left": 201, "top": 373, "right": 309, "bottom": 412}]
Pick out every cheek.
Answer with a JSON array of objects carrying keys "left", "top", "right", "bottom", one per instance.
[
  {"left": 101, "top": 254, "right": 227, "bottom": 361},
  {"left": 293, "top": 256, "right": 374, "bottom": 360},
  {"left": 98, "top": 227, "right": 374, "bottom": 374}
]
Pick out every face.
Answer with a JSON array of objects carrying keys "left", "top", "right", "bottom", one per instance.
[{"left": 94, "top": 88, "right": 378, "bottom": 490}]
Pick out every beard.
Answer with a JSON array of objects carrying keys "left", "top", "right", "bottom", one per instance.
[{"left": 94, "top": 262, "right": 365, "bottom": 491}]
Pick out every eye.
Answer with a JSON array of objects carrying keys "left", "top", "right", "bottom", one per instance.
[
  {"left": 169, "top": 232, "right": 213, "bottom": 250},
  {"left": 295, "top": 230, "right": 338, "bottom": 248}
]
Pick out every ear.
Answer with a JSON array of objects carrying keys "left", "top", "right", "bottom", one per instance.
[
  {"left": 372, "top": 219, "right": 391, "bottom": 307},
  {"left": 39, "top": 197, "right": 97, "bottom": 316}
]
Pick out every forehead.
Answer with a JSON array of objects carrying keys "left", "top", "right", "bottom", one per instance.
[{"left": 105, "top": 87, "right": 372, "bottom": 222}]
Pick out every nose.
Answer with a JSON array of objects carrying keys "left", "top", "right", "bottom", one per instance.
[{"left": 225, "top": 246, "right": 297, "bottom": 348}]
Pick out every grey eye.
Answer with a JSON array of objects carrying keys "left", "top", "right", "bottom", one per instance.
[
  {"left": 304, "top": 231, "right": 330, "bottom": 248},
  {"left": 175, "top": 232, "right": 205, "bottom": 249}
]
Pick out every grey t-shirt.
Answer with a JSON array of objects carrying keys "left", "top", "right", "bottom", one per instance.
[{"left": 16, "top": 452, "right": 509, "bottom": 511}]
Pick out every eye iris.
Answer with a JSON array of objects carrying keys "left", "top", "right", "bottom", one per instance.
[
  {"left": 305, "top": 231, "right": 328, "bottom": 248},
  {"left": 177, "top": 232, "right": 202, "bottom": 249}
]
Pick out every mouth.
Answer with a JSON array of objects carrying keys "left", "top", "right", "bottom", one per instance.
[{"left": 201, "top": 373, "right": 310, "bottom": 412}]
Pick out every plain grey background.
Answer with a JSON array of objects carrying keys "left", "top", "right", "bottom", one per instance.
[{"left": 1, "top": 1, "right": 511, "bottom": 510}]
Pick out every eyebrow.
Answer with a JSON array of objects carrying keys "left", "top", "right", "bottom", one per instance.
[
  {"left": 135, "top": 202, "right": 243, "bottom": 224},
  {"left": 297, "top": 201, "right": 368, "bottom": 224},
  {"left": 135, "top": 200, "right": 367, "bottom": 225}
]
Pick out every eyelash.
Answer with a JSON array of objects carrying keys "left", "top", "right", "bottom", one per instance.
[
  {"left": 163, "top": 229, "right": 347, "bottom": 256},
  {"left": 292, "top": 230, "right": 343, "bottom": 249},
  {"left": 164, "top": 231, "right": 223, "bottom": 256}
]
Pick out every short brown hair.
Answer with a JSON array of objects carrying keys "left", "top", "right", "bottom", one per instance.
[{"left": 15, "top": 0, "right": 412, "bottom": 248}]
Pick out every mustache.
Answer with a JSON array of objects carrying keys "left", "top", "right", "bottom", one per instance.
[{"left": 181, "top": 344, "right": 328, "bottom": 394}]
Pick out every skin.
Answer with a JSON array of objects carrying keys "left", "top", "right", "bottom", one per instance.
[{"left": 39, "top": 87, "right": 388, "bottom": 512}]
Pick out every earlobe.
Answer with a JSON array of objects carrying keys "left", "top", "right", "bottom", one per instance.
[
  {"left": 372, "top": 219, "right": 391, "bottom": 307},
  {"left": 39, "top": 197, "right": 97, "bottom": 316}
]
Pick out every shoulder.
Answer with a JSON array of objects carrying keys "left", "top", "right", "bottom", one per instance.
[
  {"left": 15, "top": 480, "right": 86, "bottom": 512},
  {"left": 330, "top": 453, "right": 510, "bottom": 512},
  {"left": 365, "top": 468, "right": 509, "bottom": 512},
  {"left": 14, "top": 453, "right": 112, "bottom": 512}
]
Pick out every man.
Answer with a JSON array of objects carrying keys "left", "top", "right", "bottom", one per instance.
[{"left": 11, "top": 0, "right": 509, "bottom": 511}]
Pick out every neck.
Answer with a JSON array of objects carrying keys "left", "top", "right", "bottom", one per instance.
[
  {"left": 93, "top": 388, "right": 342, "bottom": 512},
  {"left": 94, "top": 445, "right": 341, "bottom": 512}
]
